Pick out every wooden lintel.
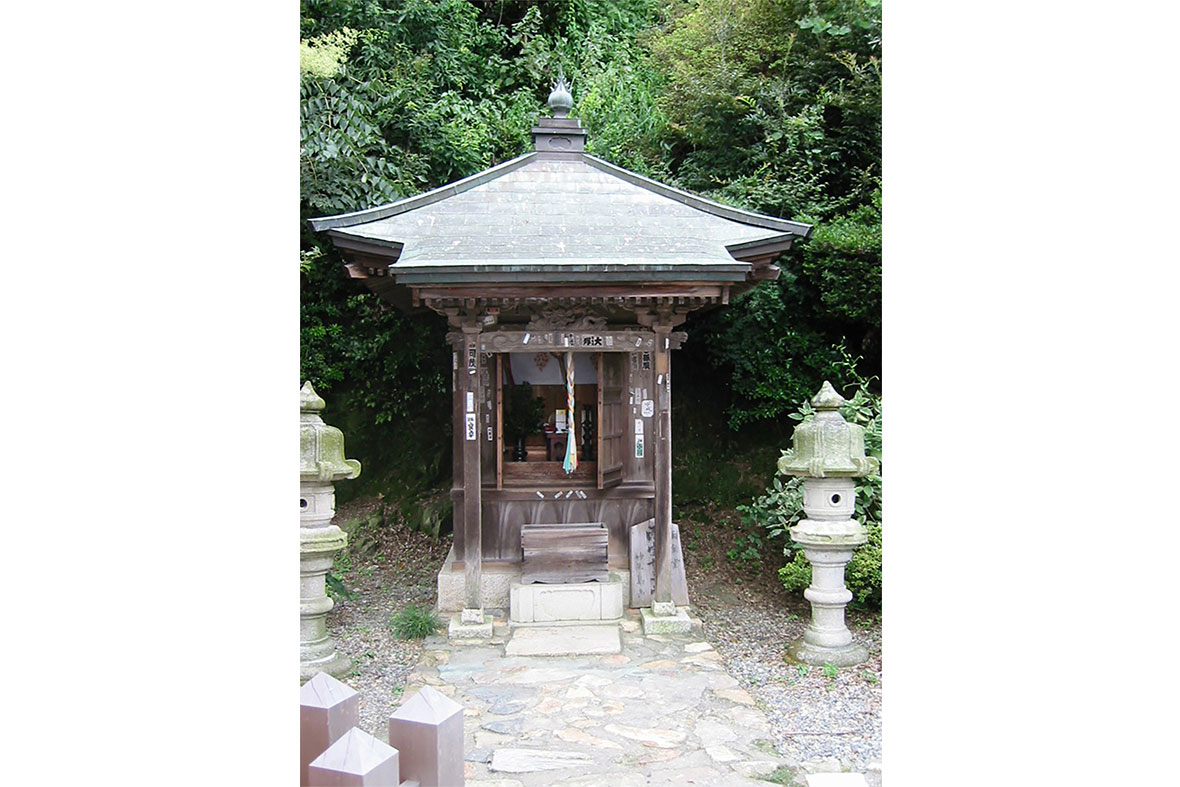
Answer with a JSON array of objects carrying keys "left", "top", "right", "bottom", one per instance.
[{"left": 417, "top": 284, "right": 724, "bottom": 300}]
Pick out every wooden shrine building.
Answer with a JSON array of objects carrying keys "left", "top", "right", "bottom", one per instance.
[{"left": 310, "top": 83, "right": 811, "bottom": 627}]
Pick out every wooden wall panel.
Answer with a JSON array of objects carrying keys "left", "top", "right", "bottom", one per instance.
[{"left": 479, "top": 495, "right": 653, "bottom": 563}]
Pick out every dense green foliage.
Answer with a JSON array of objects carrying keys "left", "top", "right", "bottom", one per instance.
[
  {"left": 738, "top": 356, "right": 882, "bottom": 606},
  {"left": 299, "top": 0, "right": 881, "bottom": 502}
]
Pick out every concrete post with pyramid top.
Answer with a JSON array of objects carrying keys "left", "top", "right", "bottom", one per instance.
[
  {"left": 387, "top": 685, "right": 464, "bottom": 787},
  {"left": 300, "top": 672, "right": 360, "bottom": 786},
  {"left": 308, "top": 727, "right": 400, "bottom": 786},
  {"left": 777, "top": 381, "right": 879, "bottom": 666},
  {"left": 300, "top": 381, "right": 361, "bottom": 681}
]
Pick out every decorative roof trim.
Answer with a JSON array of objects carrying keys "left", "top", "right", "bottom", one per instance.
[
  {"left": 581, "top": 155, "right": 813, "bottom": 238},
  {"left": 725, "top": 233, "right": 796, "bottom": 260},
  {"left": 308, "top": 152, "right": 538, "bottom": 230}
]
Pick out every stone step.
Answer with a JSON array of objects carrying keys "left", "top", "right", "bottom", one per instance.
[
  {"left": 510, "top": 573, "right": 624, "bottom": 623},
  {"left": 503, "top": 623, "right": 622, "bottom": 657}
]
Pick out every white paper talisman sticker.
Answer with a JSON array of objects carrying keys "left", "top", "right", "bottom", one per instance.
[
  {"left": 641, "top": 399, "right": 654, "bottom": 417},
  {"left": 465, "top": 413, "right": 477, "bottom": 441}
]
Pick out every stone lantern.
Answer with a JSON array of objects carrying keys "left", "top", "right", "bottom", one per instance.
[
  {"left": 300, "top": 381, "right": 361, "bottom": 681},
  {"left": 777, "top": 381, "right": 879, "bottom": 666}
]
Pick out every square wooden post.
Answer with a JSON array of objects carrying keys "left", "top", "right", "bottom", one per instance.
[
  {"left": 300, "top": 672, "right": 359, "bottom": 786},
  {"left": 308, "top": 728, "right": 400, "bottom": 786},
  {"left": 388, "top": 686, "right": 465, "bottom": 787},
  {"left": 460, "top": 324, "right": 483, "bottom": 615},
  {"left": 652, "top": 324, "right": 674, "bottom": 612}
]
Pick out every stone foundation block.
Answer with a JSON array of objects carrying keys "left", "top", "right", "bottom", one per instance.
[
  {"left": 639, "top": 606, "right": 692, "bottom": 635},
  {"left": 448, "top": 612, "right": 493, "bottom": 639},
  {"left": 509, "top": 573, "right": 624, "bottom": 623},
  {"left": 437, "top": 546, "right": 631, "bottom": 612},
  {"left": 784, "top": 639, "right": 868, "bottom": 667}
]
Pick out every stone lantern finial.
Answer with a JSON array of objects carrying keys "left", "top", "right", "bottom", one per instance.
[
  {"left": 548, "top": 75, "right": 573, "bottom": 118},
  {"left": 811, "top": 380, "right": 845, "bottom": 411}
]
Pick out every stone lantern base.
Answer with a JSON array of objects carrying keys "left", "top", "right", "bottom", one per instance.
[
  {"left": 784, "top": 638, "right": 869, "bottom": 667},
  {"left": 300, "top": 651, "right": 353, "bottom": 683},
  {"left": 785, "top": 521, "right": 869, "bottom": 668}
]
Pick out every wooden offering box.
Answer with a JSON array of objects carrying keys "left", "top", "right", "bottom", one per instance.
[{"left": 521, "top": 522, "right": 609, "bottom": 584}]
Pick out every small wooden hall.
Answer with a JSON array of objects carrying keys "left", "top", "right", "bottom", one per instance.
[{"left": 310, "top": 83, "right": 811, "bottom": 633}]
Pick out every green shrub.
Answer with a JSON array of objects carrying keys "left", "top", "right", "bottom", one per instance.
[
  {"left": 741, "top": 352, "right": 882, "bottom": 607},
  {"left": 390, "top": 604, "right": 443, "bottom": 640}
]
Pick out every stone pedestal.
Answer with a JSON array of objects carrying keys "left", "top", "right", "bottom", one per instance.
[
  {"left": 784, "top": 490, "right": 868, "bottom": 665},
  {"left": 301, "top": 480, "right": 352, "bottom": 679},
  {"left": 640, "top": 605, "right": 693, "bottom": 635},
  {"left": 448, "top": 609, "right": 493, "bottom": 639}
]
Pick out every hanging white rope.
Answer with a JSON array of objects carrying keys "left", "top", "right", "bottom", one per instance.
[{"left": 563, "top": 351, "right": 577, "bottom": 474}]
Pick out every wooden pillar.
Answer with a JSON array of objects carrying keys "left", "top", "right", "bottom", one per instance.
[
  {"left": 460, "top": 323, "right": 483, "bottom": 611},
  {"left": 652, "top": 323, "right": 673, "bottom": 608}
]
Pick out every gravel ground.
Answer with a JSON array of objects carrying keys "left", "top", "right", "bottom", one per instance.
[
  {"left": 681, "top": 503, "right": 883, "bottom": 773},
  {"left": 324, "top": 496, "right": 451, "bottom": 737},
  {"left": 324, "top": 495, "right": 883, "bottom": 778}
]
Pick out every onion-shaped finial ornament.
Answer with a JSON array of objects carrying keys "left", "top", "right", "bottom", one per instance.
[{"left": 548, "top": 75, "right": 573, "bottom": 118}]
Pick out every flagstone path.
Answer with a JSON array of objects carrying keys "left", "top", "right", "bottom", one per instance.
[{"left": 400, "top": 610, "right": 876, "bottom": 786}]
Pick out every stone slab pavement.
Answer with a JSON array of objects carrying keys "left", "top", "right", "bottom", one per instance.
[{"left": 399, "top": 610, "right": 875, "bottom": 786}]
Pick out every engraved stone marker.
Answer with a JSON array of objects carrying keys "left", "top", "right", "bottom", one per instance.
[
  {"left": 388, "top": 685, "right": 464, "bottom": 787},
  {"left": 308, "top": 727, "right": 400, "bottom": 786},
  {"left": 301, "top": 672, "right": 360, "bottom": 786},
  {"left": 629, "top": 518, "right": 689, "bottom": 607}
]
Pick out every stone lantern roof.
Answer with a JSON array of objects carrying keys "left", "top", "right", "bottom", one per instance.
[
  {"left": 777, "top": 382, "right": 879, "bottom": 478},
  {"left": 300, "top": 382, "right": 361, "bottom": 483}
]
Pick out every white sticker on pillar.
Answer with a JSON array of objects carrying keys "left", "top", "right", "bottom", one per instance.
[
  {"left": 635, "top": 434, "right": 645, "bottom": 458},
  {"left": 466, "top": 392, "right": 475, "bottom": 412},
  {"left": 641, "top": 400, "right": 654, "bottom": 417},
  {"left": 523, "top": 332, "right": 531, "bottom": 344},
  {"left": 465, "top": 413, "right": 477, "bottom": 441},
  {"left": 453, "top": 352, "right": 458, "bottom": 370},
  {"left": 635, "top": 418, "right": 644, "bottom": 435},
  {"left": 657, "top": 374, "right": 663, "bottom": 386},
  {"left": 486, "top": 426, "right": 493, "bottom": 441}
]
